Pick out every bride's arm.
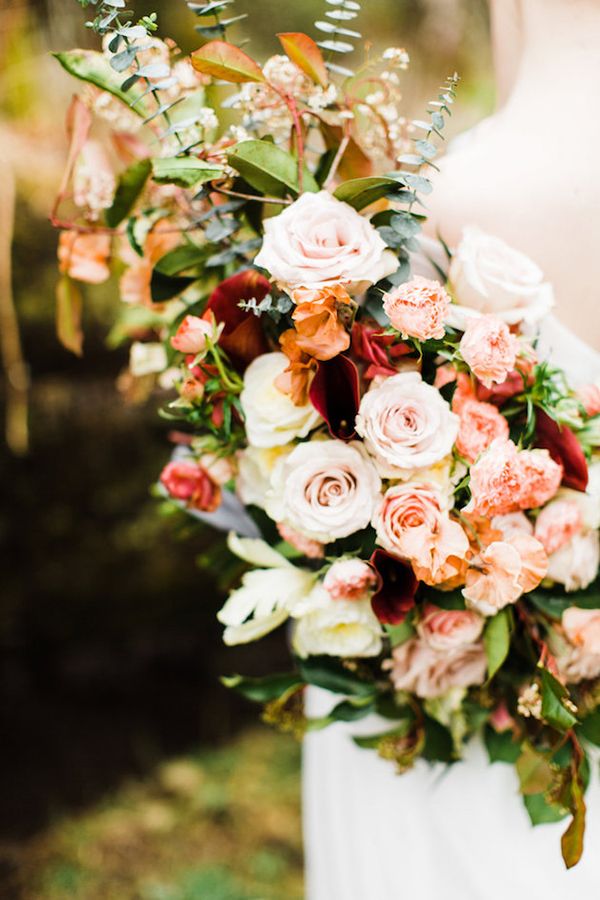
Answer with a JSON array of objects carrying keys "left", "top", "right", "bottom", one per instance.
[{"left": 489, "top": 0, "right": 523, "bottom": 109}]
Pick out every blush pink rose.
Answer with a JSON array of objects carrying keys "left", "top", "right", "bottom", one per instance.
[
  {"left": 254, "top": 190, "right": 398, "bottom": 292},
  {"left": 459, "top": 315, "right": 519, "bottom": 388},
  {"left": 546, "top": 530, "right": 600, "bottom": 592},
  {"left": 534, "top": 499, "right": 584, "bottom": 556},
  {"left": 386, "top": 636, "right": 487, "bottom": 699},
  {"left": 171, "top": 313, "right": 222, "bottom": 355},
  {"left": 323, "top": 559, "right": 376, "bottom": 601},
  {"left": 576, "top": 384, "right": 600, "bottom": 417},
  {"left": 383, "top": 277, "right": 450, "bottom": 341},
  {"left": 160, "top": 459, "right": 221, "bottom": 512},
  {"left": 417, "top": 604, "right": 484, "bottom": 651},
  {"left": 373, "top": 483, "right": 469, "bottom": 585},
  {"left": 455, "top": 399, "right": 509, "bottom": 463},
  {"left": 518, "top": 449, "right": 562, "bottom": 509}
]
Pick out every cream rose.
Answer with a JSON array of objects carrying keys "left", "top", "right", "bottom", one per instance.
[
  {"left": 355, "top": 372, "right": 459, "bottom": 477},
  {"left": 253, "top": 190, "right": 398, "bottom": 292},
  {"left": 293, "top": 585, "right": 382, "bottom": 658},
  {"left": 546, "top": 530, "right": 600, "bottom": 592},
  {"left": 447, "top": 226, "right": 554, "bottom": 330},
  {"left": 386, "top": 636, "right": 487, "bottom": 699},
  {"left": 240, "top": 352, "right": 322, "bottom": 447},
  {"left": 236, "top": 445, "right": 291, "bottom": 509},
  {"left": 266, "top": 439, "right": 381, "bottom": 543}
]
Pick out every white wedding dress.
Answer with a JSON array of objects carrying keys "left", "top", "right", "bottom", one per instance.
[{"left": 303, "top": 321, "right": 600, "bottom": 899}]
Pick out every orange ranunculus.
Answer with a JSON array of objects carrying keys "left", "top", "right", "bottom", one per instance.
[
  {"left": 276, "top": 329, "right": 318, "bottom": 406},
  {"left": 290, "top": 285, "right": 351, "bottom": 361}
]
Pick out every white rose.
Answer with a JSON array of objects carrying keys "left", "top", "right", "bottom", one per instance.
[
  {"left": 217, "top": 534, "right": 314, "bottom": 645},
  {"left": 292, "top": 585, "right": 382, "bottom": 658},
  {"left": 240, "top": 352, "right": 322, "bottom": 448},
  {"left": 355, "top": 372, "right": 459, "bottom": 477},
  {"left": 253, "top": 190, "right": 398, "bottom": 293},
  {"left": 447, "top": 226, "right": 554, "bottom": 330},
  {"left": 266, "top": 439, "right": 381, "bottom": 543},
  {"left": 236, "top": 445, "right": 292, "bottom": 509},
  {"left": 546, "top": 530, "right": 600, "bottom": 592}
]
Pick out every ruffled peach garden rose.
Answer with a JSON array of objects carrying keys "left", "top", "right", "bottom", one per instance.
[
  {"left": 383, "top": 276, "right": 450, "bottom": 341},
  {"left": 459, "top": 315, "right": 519, "bottom": 388},
  {"left": 253, "top": 190, "right": 398, "bottom": 292},
  {"left": 455, "top": 398, "right": 509, "bottom": 462}
]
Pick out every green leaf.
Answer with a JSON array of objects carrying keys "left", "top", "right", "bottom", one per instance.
[
  {"left": 483, "top": 725, "right": 521, "bottom": 764},
  {"left": 151, "top": 157, "right": 224, "bottom": 188},
  {"left": 221, "top": 671, "right": 303, "bottom": 703},
  {"left": 56, "top": 275, "right": 83, "bottom": 356},
  {"left": 524, "top": 792, "right": 569, "bottom": 826},
  {"left": 516, "top": 743, "right": 554, "bottom": 795},
  {"left": 53, "top": 50, "right": 145, "bottom": 112},
  {"left": 154, "top": 243, "right": 216, "bottom": 276},
  {"left": 333, "top": 175, "right": 402, "bottom": 210},
  {"left": 421, "top": 715, "right": 454, "bottom": 763},
  {"left": 277, "top": 32, "right": 328, "bottom": 87},
  {"left": 562, "top": 774, "right": 586, "bottom": 869},
  {"left": 539, "top": 666, "right": 578, "bottom": 732},
  {"left": 150, "top": 271, "right": 198, "bottom": 303},
  {"left": 384, "top": 619, "right": 414, "bottom": 647},
  {"left": 528, "top": 580, "right": 600, "bottom": 619},
  {"left": 296, "top": 655, "right": 376, "bottom": 697},
  {"left": 105, "top": 158, "right": 151, "bottom": 227},
  {"left": 191, "top": 40, "right": 265, "bottom": 83},
  {"left": 419, "top": 587, "right": 465, "bottom": 611},
  {"left": 578, "top": 709, "right": 600, "bottom": 746},
  {"left": 227, "top": 140, "right": 318, "bottom": 197},
  {"left": 483, "top": 609, "right": 511, "bottom": 679}
]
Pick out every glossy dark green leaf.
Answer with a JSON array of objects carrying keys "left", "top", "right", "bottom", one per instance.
[
  {"left": 539, "top": 667, "right": 578, "bottom": 732},
  {"left": 296, "top": 655, "right": 376, "bottom": 697},
  {"left": 524, "top": 792, "right": 568, "bottom": 826},
  {"left": 227, "top": 140, "right": 318, "bottom": 197},
  {"left": 105, "top": 158, "right": 151, "bottom": 227},
  {"left": 483, "top": 725, "right": 521, "bottom": 764},
  {"left": 333, "top": 175, "right": 402, "bottom": 210},
  {"left": 53, "top": 50, "right": 145, "bottom": 112},
  {"left": 484, "top": 609, "right": 511, "bottom": 679},
  {"left": 578, "top": 709, "right": 600, "bottom": 746},
  {"left": 151, "top": 157, "right": 224, "bottom": 188},
  {"left": 221, "top": 671, "right": 303, "bottom": 703}
]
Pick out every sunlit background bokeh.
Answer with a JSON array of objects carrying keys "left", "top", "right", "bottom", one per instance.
[{"left": 1, "top": 2, "right": 491, "bottom": 896}]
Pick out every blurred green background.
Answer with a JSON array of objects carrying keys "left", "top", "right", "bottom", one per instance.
[{"left": 0, "top": 1, "right": 492, "bottom": 897}]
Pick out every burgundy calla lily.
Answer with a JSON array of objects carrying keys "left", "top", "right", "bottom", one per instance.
[
  {"left": 535, "top": 409, "right": 588, "bottom": 492},
  {"left": 309, "top": 354, "right": 360, "bottom": 441},
  {"left": 207, "top": 269, "right": 270, "bottom": 370},
  {"left": 369, "top": 549, "right": 418, "bottom": 625}
]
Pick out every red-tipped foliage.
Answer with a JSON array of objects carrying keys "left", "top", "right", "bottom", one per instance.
[
  {"left": 369, "top": 549, "right": 418, "bottom": 625},
  {"left": 207, "top": 269, "right": 270, "bottom": 370},
  {"left": 535, "top": 409, "right": 588, "bottom": 492},
  {"left": 309, "top": 354, "right": 360, "bottom": 441}
]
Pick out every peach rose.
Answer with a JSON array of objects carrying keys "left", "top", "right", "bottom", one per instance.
[
  {"left": 386, "top": 636, "right": 487, "bottom": 699},
  {"left": 355, "top": 372, "right": 458, "bottom": 477},
  {"left": 159, "top": 459, "right": 221, "bottom": 512},
  {"left": 291, "top": 286, "right": 351, "bottom": 360},
  {"left": 383, "top": 277, "right": 450, "bottom": 341},
  {"left": 417, "top": 604, "right": 484, "bottom": 652},
  {"left": 171, "top": 313, "right": 221, "bottom": 356},
  {"left": 253, "top": 190, "right": 398, "bottom": 292},
  {"left": 455, "top": 399, "right": 509, "bottom": 463},
  {"left": 58, "top": 231, "right": 111, "bottom": 284},
  {"left": 534, "top": 499, "right": 584, "bottom": 556},
  {"left": 373, "top": 483, "right": 469, "bottom": 585},
  {"left": 518, "top": 449, "right": 562, "bottom": 509},
  {"left": 266, "top": 440, "right": 382, "bottom": 543},
  {"left": 463, "top": 533, "right": 547, "bottom": 616},
  {"left": 459, "top": 315, "right": 519, "bottom": 388},
  {"left": 546, "top": 530, "right": 600, "bottom": 592},
  {"left": 323, "top": 559, "right": 376, "bottom": 601},
  {"left": 577, "top": 383, "right": 600, "bottom": 417}
]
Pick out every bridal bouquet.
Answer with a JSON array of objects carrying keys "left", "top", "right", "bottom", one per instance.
[{"left": 54, "top": 0, "right": 600, "bottom": 867}]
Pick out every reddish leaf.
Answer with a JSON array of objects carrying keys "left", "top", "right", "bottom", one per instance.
[
  {"left": 369, "top": 549, "right": 418, "bottom": 625},
  {"left": 535, "top": 409, "right": 588, "bottom": 492},
  {"left": 191, "top": 41, "right": 265, "bottom": 83},
  {"left": 277, "top": 32, "right": 328, "bottom": 88},
  {"left": 207, "top": 270, "right": 270, "bottom": 370},
  {"left": 56, "top": 275, "right": 83, "bottom": 356},
  {"left": 475, "top": 369, "right": 526, "bottom": 406},
  {"left": 309, "top": 355, "right": 360, "bottom": 441},
  {"left": 54, "top": 95, "right": 92, "bottom": 214},
  {"left": 321, "top": 123, "right": 374, "bottom": 181}
]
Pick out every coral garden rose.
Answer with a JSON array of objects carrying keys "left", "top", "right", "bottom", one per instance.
[
  {"left": 58, "top": 230, "right": 111, "bottom": 284},
  {"left": 355, "top": 372, "right": 459, "bottom": 477},
  {"left": 417, "top": 604, "right": 484, "bottom": 652},
  {"left": 323, "top": 559, "right": 376, "bottom": 601},
  {"left": 455, "top": 398, "right": 509, "bottom": 462},
  {"left": 459, "top": 315, "right": 519, "bottom": 388},
  {"left": 240, "top": 352, "right": 322, "bottom": 447},
  {"left": 577, "top": 383, "right": 600, "bottom": 417},
  {"left": 534, "top": 499, "right": 584, "bottom": 556},
  {"left": 293, "top": 585, "right": 382, "bottom": 658},
  {"left": 266, "top": 440, "right": 381, "bottom": 543},
  {"left": 171, "top": 314, "right": 220, "bottom": 356},
  {"left": 290, "top": 285, "right": 351, "bottom": 360},
  {"left": 447, "top": 225, "right": 553, "bottom": 329},
  {"left": 253, "top": 190, "right": 398, "bottom": 292},
  {"left": 383, "top": 276, "right": 450, "bottom": 341},
  {"left": 546, "top": 530, "right": 600, "bottom": 592},
  {"left": 160, "top": 459, "right": 221, "bottom": 512},
  {"left": 373, "top": 483, "right": 469, "bottom": 585},
  {"left": 517, "top": 449, "right": 563, "bottom": 509},
  {"left": 386, "top": 636, "right": 487, "bottom": 699}
]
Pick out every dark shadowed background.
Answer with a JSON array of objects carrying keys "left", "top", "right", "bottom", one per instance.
[{"left": 0, "top": 1, "right": 492, "bottom": 896}]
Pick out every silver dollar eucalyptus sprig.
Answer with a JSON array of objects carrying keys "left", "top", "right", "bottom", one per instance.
[
  {"left": 316, "top": 0, "right": 362, "bottom": 77},
  {"left": 184, "top": 1, "right": 247, "bottom": 44}
]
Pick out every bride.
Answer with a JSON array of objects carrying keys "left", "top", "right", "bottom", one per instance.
[{"left": 303, "top": 1, "right": 600, "bottom": 897}]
